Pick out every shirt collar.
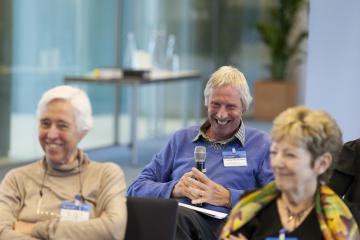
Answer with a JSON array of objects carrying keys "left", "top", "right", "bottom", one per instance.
[{"left": 192, "top": 120, "right": 245, "bottom": 146}]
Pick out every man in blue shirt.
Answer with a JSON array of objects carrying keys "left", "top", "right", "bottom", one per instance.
[{"left": 127, "top": 66, "right": 273, "bottom": 240}]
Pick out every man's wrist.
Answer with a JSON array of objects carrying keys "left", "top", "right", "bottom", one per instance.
[
  {"left": 225, "top": 189, "right": 232, "bottom": 208},
  {"left": 14, "top": 221, "right": 36, "bottom": 236},
  {"left": 171, "top": 181, "right": 180, "bottom": 198}
]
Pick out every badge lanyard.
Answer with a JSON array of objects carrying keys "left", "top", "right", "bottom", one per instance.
[{"left": 36, "top": 158, "right": 85, "bottom": 217}]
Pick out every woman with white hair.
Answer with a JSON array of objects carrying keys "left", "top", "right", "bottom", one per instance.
[{"left": 0, "top": 86, "right": 127, "bottom": 240}]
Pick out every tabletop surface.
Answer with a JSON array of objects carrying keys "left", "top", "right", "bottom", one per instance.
[{"left": 64, "top": 70, "right": 201, "bottom": 85}]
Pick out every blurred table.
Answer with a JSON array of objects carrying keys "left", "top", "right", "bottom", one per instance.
[{"left": 64, "top": 70, "right": 201, "bottom": 165}]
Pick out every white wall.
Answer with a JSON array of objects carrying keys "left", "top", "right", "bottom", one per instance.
[{"left": 305, "top": 0, "right": 360, "bottom": 141}]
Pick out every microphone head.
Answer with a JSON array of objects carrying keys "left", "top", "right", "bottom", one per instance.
[{"left": 194, "top": 146, "right": 206, "bottom": 163}]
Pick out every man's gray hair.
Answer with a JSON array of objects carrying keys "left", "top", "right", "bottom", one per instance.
[
  {"left": 36, "top": 85, "right": 93, "bottom": 133},
  {"left": 204, "top": 66, "right": 252, "bottom": 112}
]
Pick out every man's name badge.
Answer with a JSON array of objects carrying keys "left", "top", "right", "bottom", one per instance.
[
  {"left": 60, "top": 200, "right": 91, "bottom": 222},
  {"left": 222, "top": 147, "right": 247, "bottom": 167}
]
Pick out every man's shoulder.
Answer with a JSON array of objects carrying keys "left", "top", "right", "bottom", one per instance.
[
  {"left": 245, "top": 126, "right": 271, "bottom": 142},
  {"left": 85, "top": 161, "right": 125, "bottom": 185},
  {"left": 340, "top": 139, "right": 360, "bottom": 160},
  {"left": 3, "top": 160, "right": 40, "bottom": 181},
  {"left": 171, "top": 125, "right": 200, "bottom": 139},
  {"left": 174, "top": 125, "right": 200, "bottom": 134},
  {"left": 344, "top": 138, "right": 360, "bottom": 150},
  {"left": 87, "top": 160, "right": 123, "bottom": 174}
]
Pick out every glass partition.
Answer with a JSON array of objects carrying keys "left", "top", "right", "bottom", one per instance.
[{"left": 1, "top": 0, "right": 270, "bottom": 163}]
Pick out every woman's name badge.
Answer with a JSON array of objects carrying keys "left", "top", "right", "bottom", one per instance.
[
  {"left": 266, "top": 238, "right": 298, "bottom": 240},
  {"left": 60, "top": 199, "right": 91, "bottom": 222},
  {"left": 265, "top": 228, "right": 298, "bottom": 240},
  {"left": 222, "top": 147, "right": 247, "bottom": 167}
]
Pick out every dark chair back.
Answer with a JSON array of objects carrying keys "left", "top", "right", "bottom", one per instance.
[{"left": 124, "top": 197, "right": 178, "bottom": 240}]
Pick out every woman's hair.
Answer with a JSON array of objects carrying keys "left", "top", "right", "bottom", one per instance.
[
  {"left": 36, "top": 85, "right": 93, "bottom": 133},
  {"left": 204, "top": 66, "right": 252, "bottom": 112},
  {"left": 271, "top": 106, "right": 343, "bottom": 182}
]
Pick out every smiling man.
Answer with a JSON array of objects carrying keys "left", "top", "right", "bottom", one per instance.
[
  {"left": 0, "top": 86, "right": 127, "bottom": 240},
  {"left": 127, "top": 66, "right": 274, "bottom": 240}
]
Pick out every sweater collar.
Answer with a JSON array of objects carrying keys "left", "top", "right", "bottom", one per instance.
[{"left": 42, "top": 150, "right": 89, "bottom": 176}]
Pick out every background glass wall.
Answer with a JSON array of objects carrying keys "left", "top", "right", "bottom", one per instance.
[
  {"left": 1, "top": 0, "right": 119, "bottom": 162},
  {"left": 0, "top": 0, "right": 269, "bottom": 163}
]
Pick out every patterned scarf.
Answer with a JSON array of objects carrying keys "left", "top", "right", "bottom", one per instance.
[{"left": 220, "top": 182, "right": 360, "bottom": 240}]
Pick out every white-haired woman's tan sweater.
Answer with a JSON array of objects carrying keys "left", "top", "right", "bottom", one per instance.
[{"left": 0, "top": 150, "right": 127, "bottom": 240}]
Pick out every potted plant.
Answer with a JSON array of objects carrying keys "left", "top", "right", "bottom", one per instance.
[{"left": 253, "top": 0, "right": 308, "bottom": 120}]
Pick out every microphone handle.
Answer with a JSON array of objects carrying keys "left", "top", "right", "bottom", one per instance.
[
  {"left": 194, "top": 161, "right": 205, "bottom": 207},
  {"left": 196, "top": 161, "right": 205, "bottom": 172}
]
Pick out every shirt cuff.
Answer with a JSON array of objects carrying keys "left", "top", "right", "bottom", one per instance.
[
  {"left": 166, "top": 180, "right": 179, "bottom": 199},
  {"left": 229, "top": 189, "right": 244, "bottom": 208}
]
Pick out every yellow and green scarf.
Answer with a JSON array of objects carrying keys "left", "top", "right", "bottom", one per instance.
[{"left": 220, "top": 182, "right": 360, "bottom": 240}]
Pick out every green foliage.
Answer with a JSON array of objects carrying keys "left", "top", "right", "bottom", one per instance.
[{"left": 256, "top": 0, "right": 308, "bottom": 80}]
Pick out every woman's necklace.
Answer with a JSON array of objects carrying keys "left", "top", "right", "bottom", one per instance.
[
  {"left": 280, "top": 197, "right": 314, "bottom": 226},
  {"left": 285, "top": 204, "right": 312, "bottom": 223}
]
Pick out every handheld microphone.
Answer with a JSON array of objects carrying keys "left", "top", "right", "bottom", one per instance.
[{"left": 194, "top": 146, "right": 206, "bottom": 173}]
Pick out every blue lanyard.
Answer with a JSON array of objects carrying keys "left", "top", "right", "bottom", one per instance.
[
  {"left": 279, "top": 228, "right": 287, "bottom": 240},
  {"left": 265, "top": 228, "right": 298, "bottom": 240}
]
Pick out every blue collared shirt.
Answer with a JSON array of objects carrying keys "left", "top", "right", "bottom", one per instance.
[{"left": 127, "top": 123, "right": 273, "bottom": 213}]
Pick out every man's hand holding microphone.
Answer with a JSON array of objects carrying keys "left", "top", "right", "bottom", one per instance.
[{"left": 172, "top": 146, "right": 231, "bottom": 208}]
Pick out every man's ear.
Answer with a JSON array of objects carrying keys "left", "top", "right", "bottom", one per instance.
[
  {"left": 313, "top": 152, "right": 332, "bottom": 176},
  {"left": 78, "top": 130, "right": 88, "bottom": 141}
]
